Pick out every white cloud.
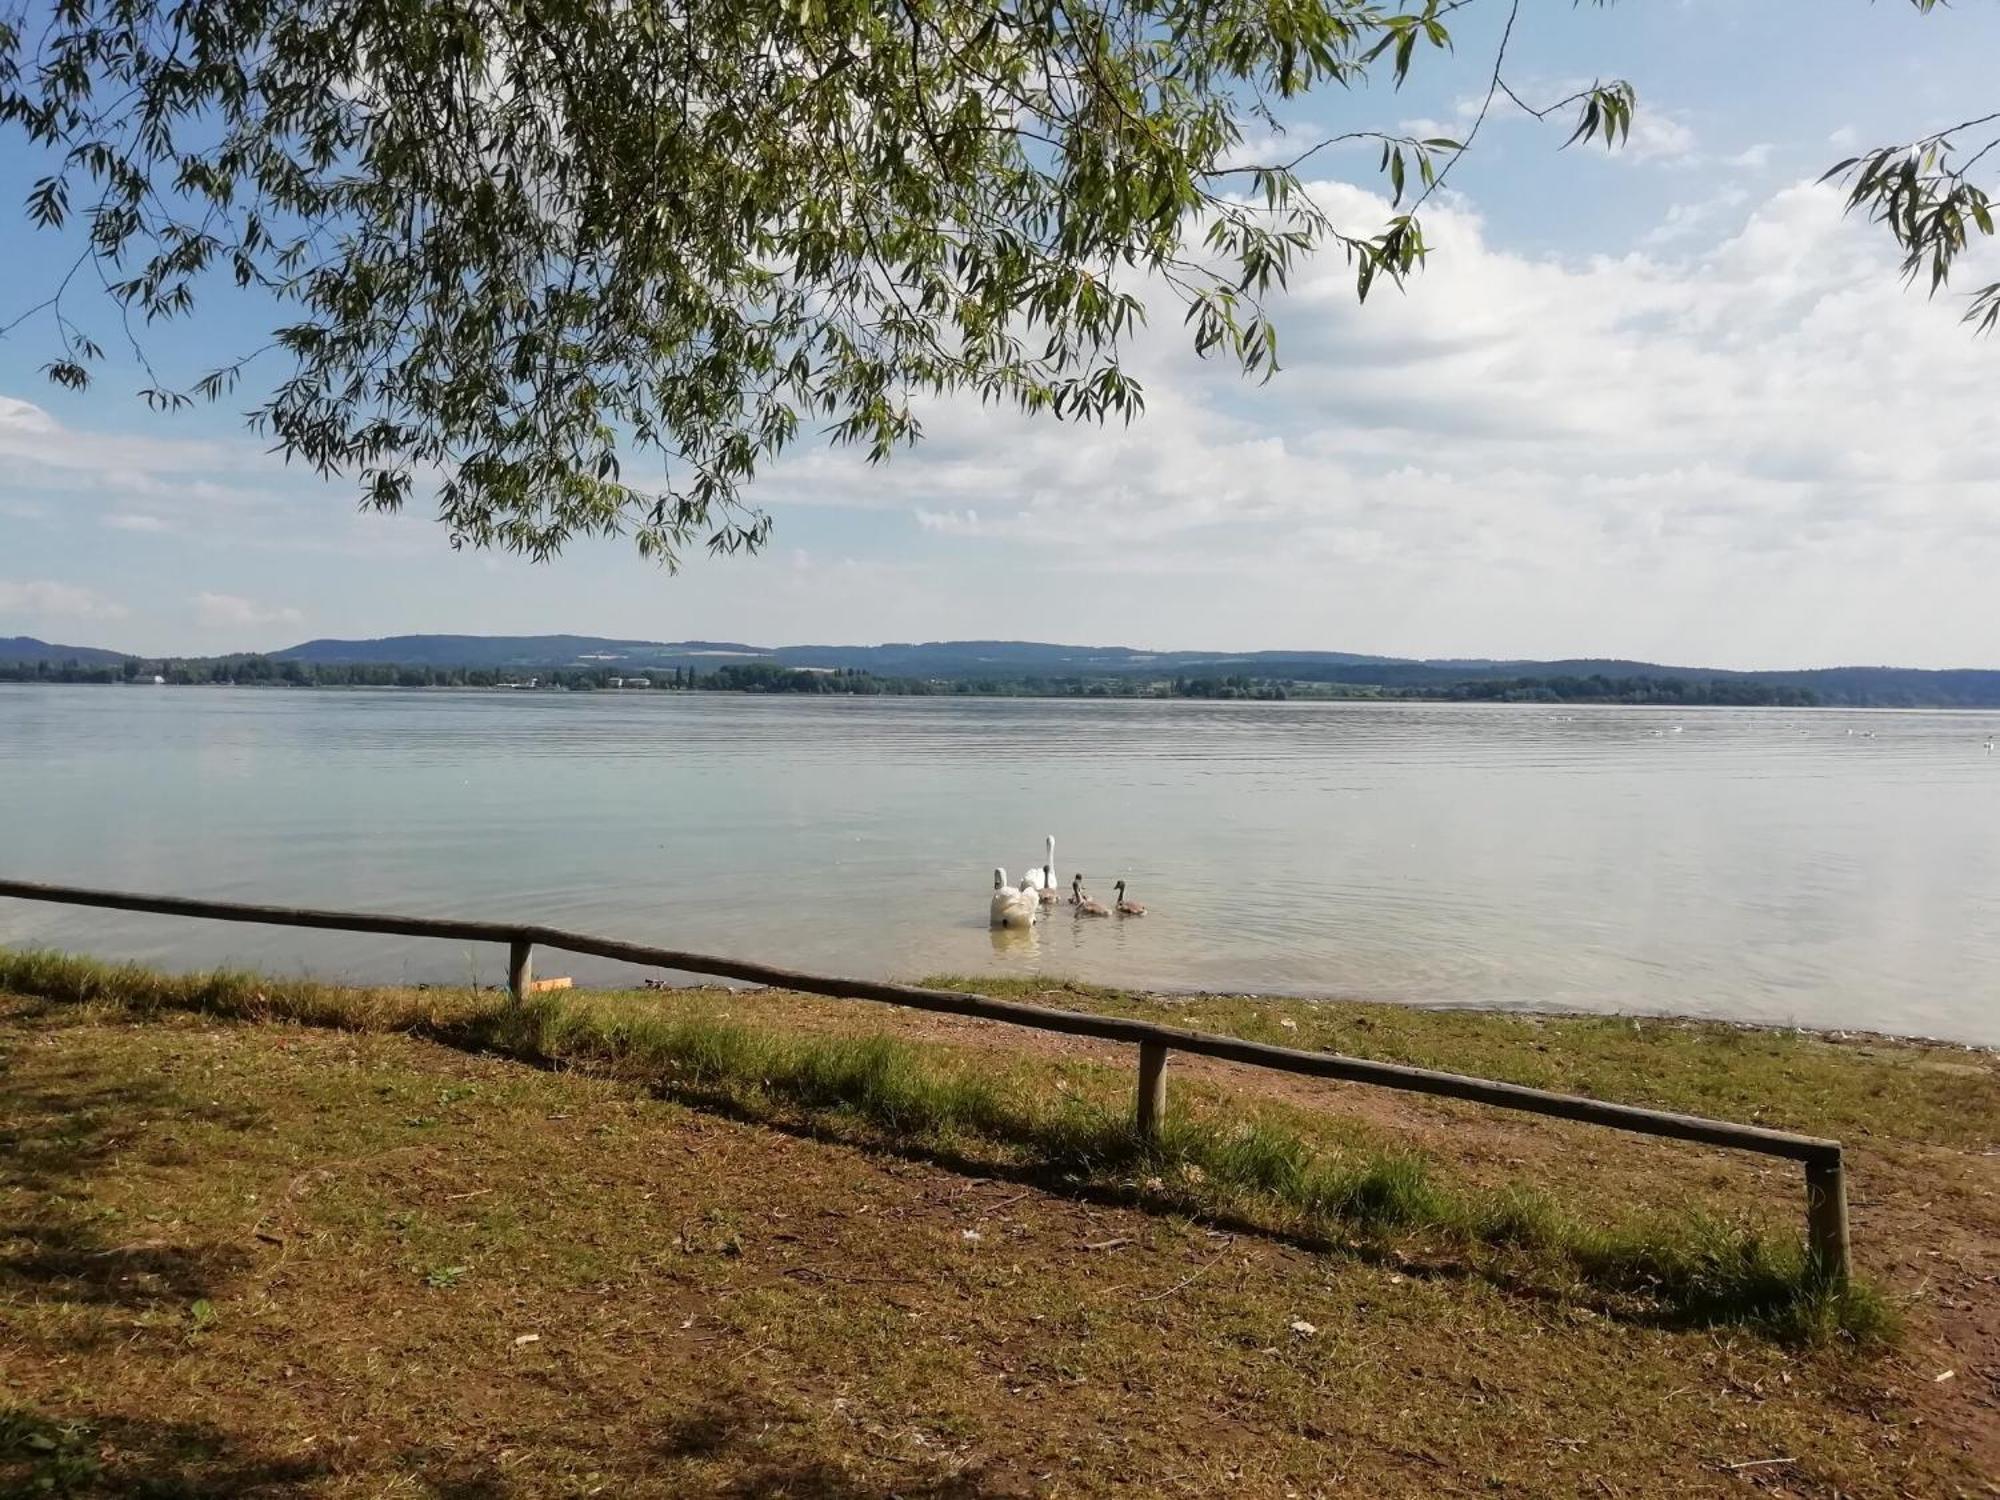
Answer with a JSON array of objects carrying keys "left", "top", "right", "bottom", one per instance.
[
  {"left": 1395, "top": 117, "right": 1459, "bottom": 146},
  {"left": 1624, "top": 109, "right": 1700, "bottom": 164},
  {"left": 1828, "top": 125, "right": 1859, "bottom": 150},
  {"left": 193, "top": 592, "right": 305, "bottom": 630},
  {"left": 0, "top": 579, "right": 129, "bottom": 622},
  {"left": 0, "top": 392, "right": 438, "bottom": 563},
  {"left": 914, "top": 507, "right": 1044, "bottom": 539},
  {"left": 5, "top": 153, "right": 1999, "bottom": 668},
  {"left": 1725, "top": 143, "right": 1774, "bottom": 170},
  {"left": 1218, "top": 120, "right": 1343, "bottom": 171},
  {"left": 757, "top": 172, "right": 2000, "bottom": 666},
  {"left": 0, "top": 395, "right": 234, "bottom": 485},
  {"left": 0, "top": 393, "right": 290, "bottom": 536},
  {"left": 1641, "top": 187, "right": 1750, "bottom": 247}
]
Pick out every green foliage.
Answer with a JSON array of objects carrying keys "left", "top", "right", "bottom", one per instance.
[
  {"left": 1819, "top": 3, "right": 2000, "bottom": 331},
  {"left": 0, "top": 1, "right": 1983, "bottom": 568},
  {"left": 0, "top": 1407, "right": 102, "bottom": 1496},
  {"left": 0, "top": 0, "right": 1637, "bottom": 563}
]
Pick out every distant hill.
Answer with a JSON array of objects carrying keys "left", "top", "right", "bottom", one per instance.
[
  {"left": 13, "top": 630, "right": 2000, "bottom": 706},
  {"left": 257, "top": 636, "right": 2000, "bottom": 707},
  {"left": 0, "top": 636, "right": 131, "bottom": 667},
  {"left": 271, "top": 634, "right": 768, "bottom": 668},
  {"left": 269, "top": 634, "right": 1406, "bottom": 676}
]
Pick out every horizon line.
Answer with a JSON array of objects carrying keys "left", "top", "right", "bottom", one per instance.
[{"left": 8, "top": 630, "right": 2000, "bottom": 678}]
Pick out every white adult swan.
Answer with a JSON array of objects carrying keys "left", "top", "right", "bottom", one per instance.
[
  {"left": 1021, "top": 835, "right": 1057, "bottom": 897},
  {"left": 990, "top": 868, "right": 1039, "bottom": 929}
]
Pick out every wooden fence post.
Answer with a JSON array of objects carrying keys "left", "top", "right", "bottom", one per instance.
[
  {"left": 1805, "top": 1152, "right": 1851, "bottom": 1283},
  {"left": 1136, "top": 1040, "right": 1168, "bottom": 1144},
  {"left": 507, "top": 939, "right": 533, "bottom": 1005}
]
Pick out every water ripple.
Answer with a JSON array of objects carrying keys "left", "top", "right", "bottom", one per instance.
[{"left": 4, "top": 687, "right": 1999, "bottom": 1043}]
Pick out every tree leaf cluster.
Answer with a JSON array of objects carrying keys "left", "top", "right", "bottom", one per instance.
[{"left": 0, "top": 0, "right": 1633, "bottom": 561}]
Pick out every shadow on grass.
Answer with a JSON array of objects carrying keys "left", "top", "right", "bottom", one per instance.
[
  {"left": 0, "top": 1404, "right": 331, "bottom": 1498},
  {"left": 0, "top": 949, "right": 1890, "bottom": 1345},
  {"left": 0, "top": 1064, "right": 251, "bottom": 1310},
  {"left": 0, "top": 1394, "right": 1022, "bottom": 1500},
  {"left": 658, "top": 1396, "right": 1009, "bottom": 1498},
  {"left": 0, "top": 1221, "right": 245, "bottom": 1309},
  {"left": 432, "top": 1000, "right": 1887, "bottom": 1345},
  {"left": 0, "top": 1072, "right": 170, "bottom": 1193}
]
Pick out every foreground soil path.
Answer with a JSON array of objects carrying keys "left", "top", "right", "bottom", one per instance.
[
  {"left": 710, "top": 981, "right": 2000, "bottom": 1484},
  {"left": 2, "top": 988, "right": 1995, "bottom": 1497}
]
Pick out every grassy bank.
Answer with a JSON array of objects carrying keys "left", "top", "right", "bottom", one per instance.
[
  {"left": 931, "top": 975, "right": 2000, "bottom": 1150},
  {"left": 0, "top": 949, "right": 1900, "bottom": 1341},
  {"left": 4, "top": 949, "right": 1997, "bottom": 1495}
]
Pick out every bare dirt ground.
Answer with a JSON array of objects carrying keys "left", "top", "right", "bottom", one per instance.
[{"left": 2, "top": 984, "right": 1996, "bottom": 1497}]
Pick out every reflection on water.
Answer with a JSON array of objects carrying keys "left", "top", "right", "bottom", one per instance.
[
  {"left": 988, "top": 925, "right": 1041, "bottom": 959},
  {"left": 2, "top": 686, "right": 1999, "bottom": 1043}
]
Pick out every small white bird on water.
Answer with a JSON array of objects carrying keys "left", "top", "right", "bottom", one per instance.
[{"left": 990, "top": 868, "right": 1039, "bottom": 929}]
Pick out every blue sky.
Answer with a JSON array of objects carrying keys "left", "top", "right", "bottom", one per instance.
[{"left": 3, "top": 0, "right": 1999, "bottom": 666}]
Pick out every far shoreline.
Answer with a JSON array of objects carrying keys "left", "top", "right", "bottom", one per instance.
[{"left": 10, "top": 678, "right": 2000, "bottom": 712}]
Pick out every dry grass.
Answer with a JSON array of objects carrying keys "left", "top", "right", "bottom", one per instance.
[
  {"left": 2, "top": 949, "right": 1997, "bottom": 1496},
  {"left": 0, "top": 950, "right": 1888, "bottom": 1340}
]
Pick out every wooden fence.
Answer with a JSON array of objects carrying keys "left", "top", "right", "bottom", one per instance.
[{"left": 0, "top": 876, "right": 1850, "bottom": 1279}]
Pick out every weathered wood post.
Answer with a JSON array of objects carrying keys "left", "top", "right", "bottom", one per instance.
[
  {"left": 1805, "top": 1149, "right": 1851, "bottom": 1283},
  {"left": 507, "top": 938, "right": 533, "bottom": 1006},
  {"left": 1136, "top": 1040, "right": 1168, "bottom": 1144}
]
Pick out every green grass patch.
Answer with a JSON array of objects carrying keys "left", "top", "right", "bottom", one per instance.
[
  {"left": 925, "top": 974, "right": 2000, "bottom": 1151},
  {"left": 0, "top": 947, "right": 1890, "bottom": 1343}
]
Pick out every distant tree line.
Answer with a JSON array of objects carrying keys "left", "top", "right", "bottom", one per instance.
[
  {"left": 0, "top": 659, "right": 129, "bottom": 684},
  {"left": 1431, "top": 674, "right": 1819, "bottom": 707},
  {"left": 0, "top": 657, "right": 1820, "bottom": 706}
]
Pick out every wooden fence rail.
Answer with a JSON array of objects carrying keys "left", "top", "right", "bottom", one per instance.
[{"left": 0, "top": 876, "right": 1850, "bottom": 1279}]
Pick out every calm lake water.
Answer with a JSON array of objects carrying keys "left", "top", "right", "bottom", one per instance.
[{"left": 3, "top": 686, "right": 1999, "bottom": 1044}]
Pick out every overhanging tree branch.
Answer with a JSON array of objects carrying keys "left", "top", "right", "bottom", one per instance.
[{"left": 6, "top": 0, "right": 1970, "bottom": 566}]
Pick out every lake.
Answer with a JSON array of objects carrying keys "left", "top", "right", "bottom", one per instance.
[{"left": 3, "top": 686, "right": 1998, "bottom": 1044}]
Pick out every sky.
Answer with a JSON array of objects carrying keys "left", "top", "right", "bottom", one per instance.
[{"left": 3, "top": 0, "right": 2000, "bottom": 668}]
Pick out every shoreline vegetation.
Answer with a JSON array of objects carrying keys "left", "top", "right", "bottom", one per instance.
[
  {"left": 0, "top": 949, "right": 1911, "bottom": 1340},
  {"left": 0, "top": 658, "right": 1823, "bottom": 705},
  {"left": 5, "top": 949, "right": 1997, "bottom": 1494},
  {"left": 14, "top": 632, "right": 2000, "bottom": 704}
]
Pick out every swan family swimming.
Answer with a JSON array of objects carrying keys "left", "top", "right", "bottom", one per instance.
[{"left": 990, "top": 834, "right": 1145, "bottom": 928}]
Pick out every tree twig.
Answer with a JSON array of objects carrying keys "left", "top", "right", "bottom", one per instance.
[{"left": 1135, "top": 1240, "right": 1233, "bottom": 1304}]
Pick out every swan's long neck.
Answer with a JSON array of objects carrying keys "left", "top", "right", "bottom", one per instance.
[{"left": 1044, "top": 836, "right": 1055, "bottom": 884}]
